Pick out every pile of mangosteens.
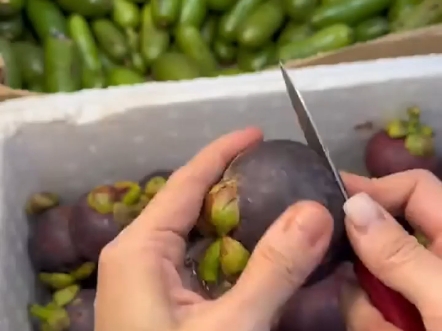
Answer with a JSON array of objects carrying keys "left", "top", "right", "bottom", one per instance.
[
  {"left": 26, "top": 106, "right": 436, "bottom": 331},
  {"left": 26, "top": 171, "right": 172, "bottom": 331}
]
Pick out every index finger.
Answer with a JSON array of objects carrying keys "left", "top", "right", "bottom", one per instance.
[
  {"left": 130, "top": 127, "right": 263, "bottom": 237},
  {"left": 341, "top": 169, "right": 442, "bottom": 241}
]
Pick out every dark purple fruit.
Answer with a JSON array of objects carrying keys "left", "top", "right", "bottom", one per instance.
[
  {"left": 198, "top": 140, "right": 347, "bottom": 287},
  {"left": 199, "top": 140, "right": 348, "bottom": 285},
  {"left": 70, "top": 181, "right": 146, "bottom": 262},
  {"left": 365, "top": 106, "right": 440, "bottom": 177},
  {"left": 65, "top": 289, "right": 95, "bottom": 331},
  {"left": 275, "top": 275, "right": 345, "bottom": 331},
  {"left": 139, "top": 170, "right": 173, "bottom": 199},
  {"left": 28, "top": 205, "right": 82, "bottom": 273}
]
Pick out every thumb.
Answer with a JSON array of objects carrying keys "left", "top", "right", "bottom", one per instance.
[
  {"left": 221, "top": 201, "right": 333, "bottom": 326},
  {"left": 343, "top": 192, "right": 442, "bottom": 310}
]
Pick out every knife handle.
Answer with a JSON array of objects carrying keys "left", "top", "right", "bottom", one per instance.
[{"left": 353, "top": 260, "right": 426, "bottom": 331}]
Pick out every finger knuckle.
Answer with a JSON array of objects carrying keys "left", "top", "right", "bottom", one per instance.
[
  {"left": 409, "top": 168, "right": 437, "bottom": 182},
  {"left": 376, "top": 234, "right": 421, "bottom": 275},
  {"left": 98, "top": 240, "right": 121, "bottom": 270},
  {"left": 257, "top": 244, "right": 307, "bottom": 287}
]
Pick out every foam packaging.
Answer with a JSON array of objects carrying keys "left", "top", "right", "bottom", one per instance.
[{"left": 0, "top": 54, "right": 442, "bottom": 331}]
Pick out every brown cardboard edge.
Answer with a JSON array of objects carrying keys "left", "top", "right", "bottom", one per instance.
[
  {"left": 285, "top": 24, "right": 442, "bottom": 68},
  {"left": 1, "top": 24, "right": 442, "bottom": 101}
]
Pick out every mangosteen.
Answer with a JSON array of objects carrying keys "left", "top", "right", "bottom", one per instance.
[
  {"left": 275, "top": 275, "right": 346, "bottom": 331},
  {"left": 30, "top": 287, "right": 95, "bottom": 331},
  {"left": 28, "top": 205, "right": 82, "bottom": 274},
  {"left": 196, "top": 139, "right": 348, "bottom": 289},
  {"left": 139, "top": 170, "right": 173, "bottom": 199},
  {"left": 365, "top": 106, "right": 440, "bottom": 178},
  {"left": 25, "top": 192, "right": 60, "bottom": 216},
  {"left": 70, "top": 181, "right": 148, "bottom": 262}
]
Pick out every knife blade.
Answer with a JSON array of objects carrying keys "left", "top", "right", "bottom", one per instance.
[{"left": 279, "top": 63, "right": 426, "bottom": 331}]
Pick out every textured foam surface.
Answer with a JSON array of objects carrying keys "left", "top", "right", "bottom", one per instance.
[{"left": 0, "top": 55, "right": 442, "bottom": 331}]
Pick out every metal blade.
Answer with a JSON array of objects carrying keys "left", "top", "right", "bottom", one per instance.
[{"left": 279, "top": 63, "right": 348, "bottom": 199}]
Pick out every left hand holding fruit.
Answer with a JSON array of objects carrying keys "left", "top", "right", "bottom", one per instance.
[{"left": 94, "top": 127, "right": 335, "bottom": 331}]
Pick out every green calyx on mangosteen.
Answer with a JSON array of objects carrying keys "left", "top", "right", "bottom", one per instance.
[
  {"left": 25, "top": 192, "right": 60, "bottom": 216},
  {"left": 38, "top": 262, "right": 97, "bottom": 290},
  {"left": 69, "top": 262, "right": 96, "bottom": 281},
  {"left": 196, "top": 140, "right": 347, "bottom": 290},
  {"left": 39, "top": 273, "right": 76, "bottom": 290},
  {"left": 365, "top": 106, "right": 440, "bottom": 178},
  {"left": 86, "top": 181, "right": 144, "bottom": 225},
  {"left": 198, "top": 237, "right": 250, "bottom": 284},
  {"left": 30, "top": 304, "right": 70, "bottom": 331},
  {"left": 140, "top": 170, "right": 173, "bottom": 199},
  {"left": 30, "top": 288, "right": 95, "bottom": 331},
  {"left": 385, "top": 107, "right": 434, "bottom": 157},
  {"left": 69, "top": 181, "right": 147, "bottom": 262},
  {"left": 28, "top": 205, "right": 83, "bottom": 274}
]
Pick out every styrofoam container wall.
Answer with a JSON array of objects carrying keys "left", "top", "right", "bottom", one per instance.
[{"left": 0, "top": 55, "right": 442, "bottom": 331}]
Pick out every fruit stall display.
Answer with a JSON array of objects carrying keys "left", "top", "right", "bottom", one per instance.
[
  {"left": 0, "top": 0, "right": 442, "bottom": 93},
  {"left": 26, "top": 106, "right": 433, "bottom": 331}
]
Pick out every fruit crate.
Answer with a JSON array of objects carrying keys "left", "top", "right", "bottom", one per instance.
[{"left": 0, "top": 54, "right": 441, "bottom": 331}]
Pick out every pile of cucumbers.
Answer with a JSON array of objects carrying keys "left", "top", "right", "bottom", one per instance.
[{"left": 0, "top": 0, "right": 441, "bottom": 93}]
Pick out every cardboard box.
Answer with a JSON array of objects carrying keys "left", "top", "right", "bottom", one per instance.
[
  {"left": 1, "top": 24, "right": 442, "bottom": 102},
  {"left": 0, "top": 54, "right": 441, "bottom": 331}
]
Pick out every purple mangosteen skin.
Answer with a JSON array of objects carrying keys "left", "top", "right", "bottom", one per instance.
[
  {"left": 226, "top": 140, "right": 349, "bottom": 286},
  {"left": 69, "top": 195, "right": 121, "bottom": 262},
  {"left": 28, "top": 205, "right": 82, "bottom": 272},
  {"left": 66, "top": 289, "right": 95, "bottom": 331},
  {"left": 365, "top": 131, "right": 440, "bottom": 178},
  {"left": 275, "top": 275, "right": 346, "bottom": 331}
]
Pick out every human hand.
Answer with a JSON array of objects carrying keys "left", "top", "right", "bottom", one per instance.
[
  {"left": 340, "top": 170, "right": 442, "bottom": 331},
  {"left": 94, "top": 128, "right": 335, "bottom": 331}
]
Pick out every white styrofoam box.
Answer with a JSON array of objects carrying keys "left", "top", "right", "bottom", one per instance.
[{"left": 0, "top": 54, "right": 442, "bottom": 331}]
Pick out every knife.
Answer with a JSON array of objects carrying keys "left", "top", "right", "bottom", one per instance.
[{"left": 279, "top": 63, "right": 426, "bottom": 331}]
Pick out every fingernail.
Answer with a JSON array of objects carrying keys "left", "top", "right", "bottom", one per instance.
[
  {"left": 285, "top": 203, "right": 330, "bottom": 246},
  {"left": 343, "top": 193, "right": 384, "bottom": 230}
]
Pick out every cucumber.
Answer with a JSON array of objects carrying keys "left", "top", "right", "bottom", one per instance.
[
  {"left": 279, "top": 24, "right": 354, "bottom": 61},
  {"left": 0, "top": 37, "right": 21, "bottom": 89}
]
